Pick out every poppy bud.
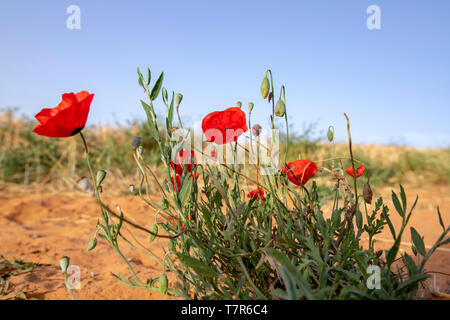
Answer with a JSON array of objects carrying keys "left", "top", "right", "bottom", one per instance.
[
  {"left": 252, "top": 124, "right": 262, "bottom": 137},
  {"left": 96, "top": 170, "right": 107, "bottom": 187},
  {"left": 236, "top": 101, "right": 242, "bottom": 109},
  {"left": 131, "top": 136, "right": 141, "bottom": 149},
  {"left": 275, "top": 99, "right": 286, "bottom": 117},
  {"left": 363, "top": 182, "right": 373, "bottom": 204},
  {"left": 148, "top": 224, "right": 158, "bottom": 243},
  {"left": 60, "top": 256, "right": 70, "bottom": 273},
  {"left": 137, "top": 146, "right": 144, "bottom": 156},
  {"left": 86, "top": 237, "right": 97, "bottom": 252},
  {"left": 327, "top": 127, "right": 334, "bottom": 142},
  {"left": 176, "top": 93, "right": 183, "bottom": 107},
  {"left": 248, "top": 102, "right": 254, "bottom": 113},
  {"left": 261, "top": 77, "right": 270, "bottom": 99},
  {"left": 159, "top": 274, "right": 168, "bottom": 294},
  {"left": 162, "top": 87, "right": 168, "bottom": 105}
]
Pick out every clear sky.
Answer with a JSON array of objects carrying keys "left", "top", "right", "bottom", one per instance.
[{"left": 1, "top": 0, "right": 449, "bottom": 148}]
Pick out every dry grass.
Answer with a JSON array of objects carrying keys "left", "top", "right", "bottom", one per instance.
[{"left": 1, "top": 109, "right": 449, "bottom": 195}]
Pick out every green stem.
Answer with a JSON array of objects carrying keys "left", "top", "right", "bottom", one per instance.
[{"left": 63, "top": 272, "right": 76, "bottom": 300}]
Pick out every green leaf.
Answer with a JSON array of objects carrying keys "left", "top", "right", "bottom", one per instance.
[
  {"left": 392, "top": 191, "right": 404, "bottom": 218},
  {"left": 168, "top": 91, "right": 175, "bottom": 124},
  {"left": 386, "top": 240, "right": 400, "bottom": 266},
  {"left": 151, "top": 72, "right": 164, "bottom": 101},
  {"left": 178, "top": 175, "right": 193, "bottom": 204},
  {"left": 140, "top": 100, "right": 160, "bottom": 141},
  {"left": 146, "top": 67, "right": 151, "bottom": 85},
  {"left": 437, "top": 206, "right": 445, "bottom": 232},
  {"left": 399, "top": 185, "right": 407, "bottom": 213},
  {"left": 176, "top": 253, "right": 217, "bottom": 277},
  {"left": 381, "top": 207, "right": 396, "bottom": 240},
  {"left": 402, "top": 253, "right": 418, "bottom": 276},
  {"left": 355, "top": 209, "right": 363, "bottom": 230},
  {"left": 410, "top": 227, "right": 426, "bottom": 256},
  {"left": 395, "top": 273, "right": 430, "bottom": 293}
]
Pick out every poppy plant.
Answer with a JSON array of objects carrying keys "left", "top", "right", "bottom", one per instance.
[
  {"left": 33, "top": 91, "right": 94, "bottom": 138},
  {"left": 346, "top": 165, "right": 366, "bottom": 178},
  {"left": 170, "top": 149, "right": 197, "bottom": 175},
  {"left": 283, "top": 159, "right": 318, "bottom": 185},
  {"left": 247, "top": 187, "right": 266, "bottom": 202},
  {"left": 202, "top": 107, "right": 248, "bottom": 145}
]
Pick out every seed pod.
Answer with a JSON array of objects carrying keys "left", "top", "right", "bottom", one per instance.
[
  {"left": 275, "top": 99, "right": 286, "bottom": 117},
  {"left": 363, "top": 182, "right": 373, "bottom": 204},
  {"left": 327, "top": 127, "right": 334, "bottom": 142},
  {"left": 252, "top": 124, "right": 262, "bottom": 137},
  {"left": 175, "top": 93, "right": 183, "bottom": 107},
  {"left": 159, "top": 274, "right": 168, "bottom": 294},
  {"left": 131, "top": 136, "right": 141, "bottom": 149},
  {"left": 96, "top": 170, "right": 107, "bottom": 187},
  {"left": 248, "top": 102, "right": 254, "bottom": 113},
  {"left": 148, "top": 224, "right": 158, "bottom": 243},
  {"left": 86, "top": 237, "right": 97, "bottom": 252},
  {"left": 60, "top": 256, "right": 70, "bottom": 273},
  {"left": 261, "top": 77, "right": 270, "bottom": 99}
]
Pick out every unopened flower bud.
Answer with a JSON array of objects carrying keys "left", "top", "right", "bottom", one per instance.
[
  {"left": 86, "top": 237, "right": 97, "bottom": 252},
  {"left": 176, "top": 93, "right": 183, "bottom": 107},
  {"left": 129, "top": 184, "right": 137, "bottom": 195},
  {"left": 275, "top": 99, "right": 286, "bottom": 117},
  {"left": 159, "top": 273, "right": 168, "bottom": 294},
  {"left": 131, "top": 136, "right": 141, "bottom": 149},
  {"left": 248, "top": 102, "right": 254, "bottom": 113},
  {"left": 327, "top": 127, "right": 334, "bottom": 142},
  {"left": 60, "top": 256, "right": 70, "bottom": 273},
  {"left": 261, "top": 77, "right": 270, "bottom": 99},
  {"left": 236, "top": 101, "right": 242, "bottom": 108},
  {"left": 137, "top": 145, "right": 144, "bottom": 156},
  {"left": 96, "top": 170, "right": 107, "bottom": 187},
  {"left": 363, "top": 182, "right": 373, "bottom": 204},
  {"left": 148, "top": 224, "right": 158, "bottom": 243},
  {"left": 252, "top": 124, "right": 262, "bottom": 137}
]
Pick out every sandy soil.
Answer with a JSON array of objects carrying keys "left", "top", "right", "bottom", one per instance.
[{"left": 0, "top": 184, "right": 449, "bottom": 300}]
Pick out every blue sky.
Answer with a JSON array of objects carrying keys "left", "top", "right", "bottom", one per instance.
[{"left": 1, "top": 0, "right": 449, "bottom": 148}]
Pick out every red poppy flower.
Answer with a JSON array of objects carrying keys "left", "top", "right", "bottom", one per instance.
[
  {"left": 168, "top": 214, "right": 185, "bottom": 231},
  {"left": 166, "top": 175, "right": 182, "bottom": 191},
  {"left": 346, "top": 165, "right": 365, "bottom": 178},
  {"left": 283, "top": 160, "right": 318, "bottom": 185},
  {"left": 202, "top": 107, "right": 248, "bottom": 145},
  {"left": 247, "top": 187, "right": 266, "bottom": 202},
  {"left": 33, "top": 91, "right": 94, "bottom": 138},
  {"left": 170, "top": 149, "right": 197, "bottom": 175},
  {"left": 166, "top": 172, "right": 198, "bottom": 192}
]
